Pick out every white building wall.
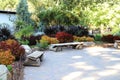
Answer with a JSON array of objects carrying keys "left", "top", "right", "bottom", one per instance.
[{"left": 0, "top": 13, "right": 16, "bottom": 33}]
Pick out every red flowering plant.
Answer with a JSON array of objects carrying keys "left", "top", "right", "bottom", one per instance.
[
  {"left": 113, "top": 36, "right": 120, "bottom": 42},
  {"left": 101, "top": 34, "right": 114, "bottom": 43},
  {"left": 56, "top": 32, "right": 73, "bottom": 43}
]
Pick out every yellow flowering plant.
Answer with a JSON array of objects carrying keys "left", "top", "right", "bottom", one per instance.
[
  {"left": 73, "top": 36, "right": 94, "bottom": 42},
  {"left": 41, "top": 35, "right": 59, "bottom": 44}
]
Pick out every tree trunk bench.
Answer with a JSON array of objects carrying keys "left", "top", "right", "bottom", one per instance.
[
  {"left": 24, "top": 51, "right": 44, "bottom": 67},
  {"left": 49, "top": 42, "right": 83, "bottom": 52},
  {"left": 114, "top": 40, "right": 120, "bottom": 48},
  {"left": 27, "top": 51, "right": 44, "bottom": 62}
]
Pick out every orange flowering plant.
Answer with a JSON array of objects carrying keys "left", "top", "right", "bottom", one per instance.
[
  {"left": 0, "top": 39, "right": 25, "bottom": 61},
  {"left": 0, "top": 50, "right": 15, "bottom": 65},
  {"left": 6, "top": 39, "right": 25, "bottom": 60},
  {"left": 41, "top": 35, "right": 59, "bottom": 44},
  {"left": 73, "top": 36, "right": 94, "bottom": 42}
]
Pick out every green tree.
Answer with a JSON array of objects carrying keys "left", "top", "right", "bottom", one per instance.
[
  {"left": 37, "top": 7, "right": 79, "bottom": 27},
  {"left": 16, "top": 0, "right": 34, "bottom": 29}
]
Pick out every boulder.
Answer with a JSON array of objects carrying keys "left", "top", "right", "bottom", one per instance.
[
  {"left": 21, "top": 45, "right": 32, "bottom": 55},
  {"left": 0, "top": 65, "right": 8, "bottom": 80}
]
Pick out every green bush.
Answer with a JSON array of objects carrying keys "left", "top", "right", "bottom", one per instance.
[
  {"left": 15, "top": 25, "right": 34, "bottom": 39},
  {"left": 94, "top": 34, "right": 102, "bottom": 41},
  {"left": 39, "top": 39, "right": 49, "bottom": 49},
  {"left": 7, "top": 65, "right": 12, "bottom": 71},
  {"left": 18, "top": 39, "right": 29, "bottom": 45}
]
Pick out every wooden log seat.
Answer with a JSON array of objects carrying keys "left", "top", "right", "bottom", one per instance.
[
  {"left": 49, "top": 42, "right": 83, "bottom": 52},
  {"left": 24, "top": 51, "right": 44, "bottom": 67}
]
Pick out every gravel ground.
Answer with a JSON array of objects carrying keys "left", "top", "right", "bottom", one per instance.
[{"left": 24, "top": 47, "right": 120, "bottom": 80}]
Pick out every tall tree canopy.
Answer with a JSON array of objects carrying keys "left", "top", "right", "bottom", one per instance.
[
  {"left": 1, "top": 0, "right": 120, "bottom": 33},
  {"left": 0, "top": 0, "right": 18, "bottom": 11}
]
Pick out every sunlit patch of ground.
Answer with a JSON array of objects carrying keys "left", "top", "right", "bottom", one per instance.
[{"left": 24, "top": 47, "right": 120, "bottom": 80}]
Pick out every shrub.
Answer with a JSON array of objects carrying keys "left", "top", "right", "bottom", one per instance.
[
  {"left": 73, "top": 36, "right": 79, "bottom": 41},
  {"left": 44, "top": 25, "right": 89, "bottom": 37},
  {"left": 101, "top": 34, "right": 114, "bottom": 43},
  {"left": 15, "top": 25, "right": 34, "bottom": 39},
  {"left": 0, "top": 39, "right": 25, "bottom": 60},
  {"left": 44, "top": 26, "right": 58, "bottom": 37},
  {"left": 66, "top": 26, "right": 89, "bottom": 37},
  {"left": 86, "top": 37, "right": 94, "bottom": 42},
  {"left": 73, "top": 36, "right": 86, "bottom": 42},
  {"left": 49, "top": 38, "right": 59, "bottom": 44},
  {"left": 94, "top": 34, "right": 102, "bottom": 41},
  {"left": 56, "top": 32, "right": 73, "bottom": 43},
  {"left": 5, "top": 39, "right": 25, "bottom": 60},
  {"left": 113, "top": 36, "right": 120, "bottom": 41},
  {"left": 44, "top": 25, "right": 66, "bottom": 37},
  {"left": 66, "top": 26, "right": 78, "bottom": 35},
  {"left": 78, "top": 36, "right": 86, "bottom": 42},
  {"left": 39, "top": 39, "right": 49, "bottom": 49},
  {"left": 0, "top": 26, "right": 14, "bottom": 41},
  {"left": 0, "top": 41, "right": 10, "bottom": 51},
  {"left": 41, "top": 35, "right": 50, "bottom": 42},
  {"left": 41, "top": 35, "right": 59, "bottom": 44},
  {"left": 0, "top": 50, "right": 15, "bottom": 65},
  {"left": 26, "top": 35, "right": 37, "bottom": 45},
  {"left": 21, "top": 35, "right": 42, "bottom": 45},
  {"left": 19, "top": 39, "right": 29, "bottom": 45},
  {"left": 73, "top": 36, "right": 94, "bottom": 42}
]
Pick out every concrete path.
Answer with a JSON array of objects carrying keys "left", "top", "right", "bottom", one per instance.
[{"left": 24, "top": 47, "right": 120, "bottom": 80}]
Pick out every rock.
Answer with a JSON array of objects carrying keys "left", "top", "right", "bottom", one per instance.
[
  {"left": 21, "top": 45, "right": 32, "bottom": 55},
  {"left": 0, "top": 65, "right": 8, "bottom": 80}
]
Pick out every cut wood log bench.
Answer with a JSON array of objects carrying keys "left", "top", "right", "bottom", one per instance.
[
  {"left": 49, "top": 42, "right": 83, "bottom": 52},
  {"left": 114, "top": 40, "right": 120, "bottom": 48},
  {"left": 27, "top": 51, "right": 44, "bottom": 62},
  {"left": 24, "top": 51, "right": 44, "bottom": 67}
]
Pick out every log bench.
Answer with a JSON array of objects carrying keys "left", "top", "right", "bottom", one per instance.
[
  {"left": 27, "top": 51, "right": 44, "bottom": 62},
  {"left": 49, "top": 42, "right": 83, "bottom": 52},
  {"left": 114, "top": 40, "right": 120, "bottom": 48},
  {"left": 24, "top": 51, "right": 44, "bottom": 67}
]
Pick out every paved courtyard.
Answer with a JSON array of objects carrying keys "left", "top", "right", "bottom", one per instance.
[{"left": 24, "top": 47, "right": 120, "bottom": 80}]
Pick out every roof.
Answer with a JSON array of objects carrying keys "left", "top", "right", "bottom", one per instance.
[{"left": 0, "top": 10, "right": 16, "bottom": 14}]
